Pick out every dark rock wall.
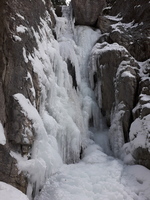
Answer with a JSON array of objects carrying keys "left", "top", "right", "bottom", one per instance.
[
  {"left": 0, "top": 0, "right": 55, "bottom": 193},
  {"left": 109, "top": 0, "right": 150, "bottom": 61}
]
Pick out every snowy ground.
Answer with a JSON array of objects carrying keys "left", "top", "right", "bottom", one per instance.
[
  {"left": 36, "top": 136, "right": 150, "bottom": 200},
  {"left": 0, "top": 182, "right": 29, "bottom": 200}
]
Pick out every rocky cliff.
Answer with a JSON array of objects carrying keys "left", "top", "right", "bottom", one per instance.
[
  {"left": 0, "top": 0, "right": 55, "bottom": 194},
  {"left": 71, "top": 0, "right": 150, "bottom": 167},
  {"left": 74, "top": 0, "right": 150, "bottom": 167}
]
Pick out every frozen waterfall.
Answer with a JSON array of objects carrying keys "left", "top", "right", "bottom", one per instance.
[{"left": 13, "top": 4, "right": 150, "bottom": 200}]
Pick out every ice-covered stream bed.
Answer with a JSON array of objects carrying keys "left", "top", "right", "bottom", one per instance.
[
  {"left": 36, "top": 138, "right": 150, "bottom": 200},
  {"left": 5, "top": 4, "right": 150, "bottom": 200},
  {"left": 34, "top": 6, "right": 150, "bottom": 200}
]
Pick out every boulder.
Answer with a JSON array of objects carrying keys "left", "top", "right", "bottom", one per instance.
[
  {"left": 97, "top": 16, "right": 111, "bottom": 33},
  {"left": 71, "top": 0, "right": 106, "bottom": 26},
  {"left": 109, "top": 28, "right": 150, "bottom": 62}
]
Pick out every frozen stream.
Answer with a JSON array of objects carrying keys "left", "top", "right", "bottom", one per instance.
[
  {"left": 34, "top": 5, "right": 150, "bottom": 200},
  {"left": 36, "top": 138, "right": 150, "bottom": 200}
]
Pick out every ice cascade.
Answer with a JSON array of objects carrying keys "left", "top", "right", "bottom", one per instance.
[
  {"left": 13, "top": 4, "right": 104, "bottom": 198},
  {"left": 12, "top": 4, "right": 150, "bottom": 200}
]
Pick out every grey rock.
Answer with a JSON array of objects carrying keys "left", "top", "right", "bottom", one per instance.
[
  {"left": 0, "top": 0, "right": 55, "bottom": 194},
  {"left": 90, "top": 42, "right": 138, "bottom": 127},
  {"left": 108, "top": 0, "right": 150, "bottom": 62},
  {"left": 97, "top": 16, "right": 111, "bottom": 33},
  {"left": 90, "top": 42, "right": 139, "bottom": 155},
  {"left": 132, "top": 147, "right": 150, "bottom": 169},
  {"left": 72, "top": 0, "right": 106, "bottom": 26}
]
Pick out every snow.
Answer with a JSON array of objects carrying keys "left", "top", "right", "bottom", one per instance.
[
  {"left": 105, "top": 14, "right": 123, "bottom": 22},
  {"left": 16, "top": 25, "right": 28, "bottom": 33},
  {"left": 121, "top": 71, "right": 135, "bottom": 78},
  {"left": 140, "top": 94, "right": 150, "bottom": 103},
  {"left": 23, "top": 47, "right": 28, "bottom": 63},
  {"left": 0, "top": 122, "right": 6, "bottom": 145},
  {"left": 13, "top": 93, "right": 63, "bottom": 196},
  {"left": 6, "top": 4, "right": 150, "bottom": 200},
  {"left": 65, "top": 0, "right": 71, "bottom": 5},
  {"left": 16, "top": 13, "right": 25, "bottom": 20},
  {"left": 126, "top": 114, "right": 150, "bottom": 152},
  {"left": 91, "top": 42, "right": 127, "bottom": 57},
  {"left": 13, "top": 35, "right": 22, "bottom": 41},
  {"left": 36, "top": 142, "right": 150, "bottom": 200},
  {"left": 0, "top": 182, "right": 29, "bottom": 200}
]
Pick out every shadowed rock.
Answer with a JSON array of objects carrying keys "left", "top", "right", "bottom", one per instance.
[{"left": 72, "top": 0, "right": 106, "bottom": 26}]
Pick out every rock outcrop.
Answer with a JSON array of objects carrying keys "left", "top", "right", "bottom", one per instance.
[
  {"left": 0, "top": 0, "right": 55, "bottom": 193},
  {"left": 109, "top": 0, "right": 150, "bottom": 61},
  {"left": 89, "top": 0, "right": 150, "bottom": 167},
  {"left": 90, "top": 42, "right": 139, "bottom": 156},
  {"left": 72, "top": 0, "right": 106, "bottom": 26}
]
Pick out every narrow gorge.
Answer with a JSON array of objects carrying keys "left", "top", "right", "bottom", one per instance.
[{"left": 0, "top": 0, "right": 150, "bottom": 199}]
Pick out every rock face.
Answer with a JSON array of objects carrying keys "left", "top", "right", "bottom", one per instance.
[
  {"left": 89, "top": 0, "right": 150, "bottom": 167},
  {"left": 109, "top": 0, "right": 150, "bottom": 61},
  {"left": 72, "top": 0, "right": 106, "bottom": 26},
  {"left": 90, "top": 42, "right": 138, "bottom": 156},
  {"left": 0, "top": 0, "right": 55, "bottom": 193}
]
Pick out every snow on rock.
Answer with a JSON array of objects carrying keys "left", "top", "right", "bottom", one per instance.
[
  {"left": 0, "top": 122, "right": 6, "bottom": 145},
  {"left": 13, "top": 93, "right": 63, "bottom": 195},
  {"left": 122, "top": 165, "right": 150, "bottom": 199},
  {"left": 16, "top": 13, "right": 25, "bottom": 20},
  {"left": 0, "top": 182, "right": 29, "bottom": 200},
  {"left": 121, "top": 71, "right": 135, "bottom": 78},
  {"left": 27, "top": 15, "right": 85, "bottom": 165},
  {"left": 122, "top": 114, "right": 150, "bottom": 161},
  {"left": 16, "top": 25, "right": 28, "bottom": 33},
  {"left": 13, "top": 35, "right": 22, "bottom": 42},
  {"left": 13, "top": 7, "right": 102, "bottom": 197}
]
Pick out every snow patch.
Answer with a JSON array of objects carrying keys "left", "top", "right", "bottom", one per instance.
[
  {"left": 13, "top": 35, "right": 22, "bottom": 42},
  {"left": 16, "top": 13, "right": 25, "bottom": 20},
  {"left": 17, "top": 25, "right": 28, "bottom": 33},
  {"left": 121, "top": 71, "right": 135, "bottom": 78},
  {"left": 23, "top": 47, "right": 28, "bottom": 63},
  {"left": 0, "top": 182, "right": 29, "bottom": 200},
  {"left": 0, "top": 122, "right": 6, "bottom": 145}
]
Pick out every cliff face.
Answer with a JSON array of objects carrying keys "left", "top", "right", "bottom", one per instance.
[
  {"left": 71, "top": 0, "right": 150, "bottom": 167},
  {"left": 89, "top": 0, "right": 150, "bottom": 167},
  {"left": 0, "top": 0, "right": 55, "bottom": 193}
]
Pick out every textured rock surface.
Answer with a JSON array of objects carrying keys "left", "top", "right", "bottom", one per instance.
[
  {"left": 89, "top": 0, "right": 150, "bottom": 167},
  {"left": 0, "top": 0, "right": 55, "bottom": 193},
  {"left": 72, "top": 0, "right": 106, "bottom": 26},
  {"left": 109, "top": 0, "right": 150, "bottom": 61},
  {"left": 90, "top": 42, "right": 139, "bottom": 156}
]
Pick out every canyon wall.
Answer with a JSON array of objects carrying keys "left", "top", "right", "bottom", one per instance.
[
  {"left": 0, "top": 0, "right": 150, "bottom": 197},
  {"left": 0, "top": 0, "right": 55, "bottom": 193}
]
